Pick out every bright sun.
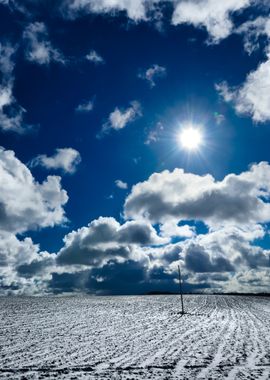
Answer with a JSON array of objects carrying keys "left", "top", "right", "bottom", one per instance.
[{"left": 178, "top": 126, "right": 202, "bottom": 151}]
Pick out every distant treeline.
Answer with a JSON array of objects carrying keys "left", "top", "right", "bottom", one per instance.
[{"left": 145, "top": 291, "right": 270, "bottom": 297}]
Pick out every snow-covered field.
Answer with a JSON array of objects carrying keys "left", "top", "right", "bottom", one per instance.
[{"left": 0, "top": 295, "right": 269, "bottom": 379}]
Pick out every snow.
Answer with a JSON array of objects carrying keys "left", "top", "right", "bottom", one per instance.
[{"left": 0, "top": 295, "right": 269, "bottom": 379}]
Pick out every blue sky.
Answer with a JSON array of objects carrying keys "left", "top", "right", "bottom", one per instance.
[{"left": 0, "top": 0, "right": 270, "bottom": 295}]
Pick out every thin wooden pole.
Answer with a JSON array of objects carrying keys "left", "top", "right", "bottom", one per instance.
[{"left": 178, "top": 264, "right": 185, "bottom": 314}]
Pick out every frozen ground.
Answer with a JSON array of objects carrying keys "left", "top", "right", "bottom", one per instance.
[{"left": 0, "top": 295, "right": 269, "bottom": 379}]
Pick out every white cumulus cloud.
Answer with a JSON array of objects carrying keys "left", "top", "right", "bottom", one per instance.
[
  {"left": 172, "top": 0, "right": 251, "bottom": 43},
  {"left": 216, "top": 53, "right": 270, "bottom": 123},
  {"left": 29, "top": 148, "right": 81, "bottom": 174},
  {"left": 115, "top": 179, "right": 128, "bottom": 189},
  {"left": 0, "top": 147, "right": 68, "bottom": 234},
  {"left": 57, "top": 216, "right": 168, "bottom": 268},
  {"left": 99, "top": 101, "right": 142, "bottom": 137},
  {"left": 160, "top": 221, "right": 195, "bottom": 239},
  {"left": 0, "top": 231, "right": 55, "bottom": 295},
  {"left": 124, "top": 162, "right": 270, "bottom": 227}
]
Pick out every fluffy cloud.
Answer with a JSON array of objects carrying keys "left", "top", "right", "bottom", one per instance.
[
  {"left": 147, "top": 222, "right": 269, "bottom": 291},
  {"left": 223, "top": 269, "right": 270, "bottom": 293},
  {"left": 86, "top": 50, "right": 104, "bottom": 64},
  {"left": 138, "top": 64, "right": 166, "bottom": 87},
  {"left": 216, "top": 53, "right": 270, "bottom": 123},
  {"left": 0, "top": 43, "right": 31, "bottom": 133},
  {"left": 29, "top": 148, "right": 81, "bottom": 174},
  {"left": 62, "top": 0, "right": 148, "bottom": 21},
  {"left": 160, "top": 221, "right": 195, "bottom": 239},
  {"left": 0, "top": 147, "right": 69, "bottom": 293},
  {"left": 0, "top": 231, "right": 56, "bottom": 295},
  {"left": 184, "top": 243, "right": 235, "bottom": 273},
  {"left": 172, "top": 0, "right": 251, "bottom": 43},
  {"left": 236, "top": 16, "right": 270, "bottom": 54},
  {"left": 99, "top": 101, "right": 142, "bottom": 137},
  {"left": 52, "top": 219, "right": 269, "bottom": 294},
  {"left": 23, "top": 22, "right": 65, "bottom": 65},
  {"left": 0, "top": 84, "right": 12, "bottom": 108},
  {"left": 181, "top": 224, "right": 269, "bottom": 272},
  {"left": 0, "top": 147, "right": 68, "bottom": 234},
  {"left": 0, "top": 233, "right": 40, "bottom": 269},
  {"left": 0, "top": 85, "right": 28, "bottom": 133},
  {"left": 0, "top": 172, "right": 268, "bottom": 295},
  {"left": 57, "top": 216, "right": 167, "bottom": 267},
  {"left": 52, "top": 209, "right": 270, "bottom": 293},
  {"left": 75, "top": 99, "right": 94, "bottom": 112},
  {"left": 115, "top": 179, "right": 128, "bottom": 189},
  {"left": 125, "top": 162, "right": 270, "bottom": 226}
]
